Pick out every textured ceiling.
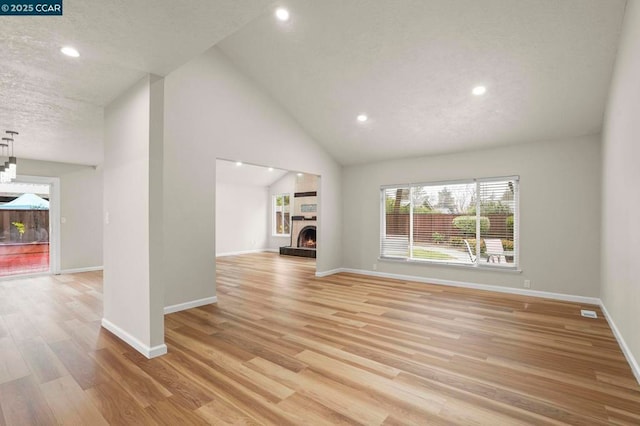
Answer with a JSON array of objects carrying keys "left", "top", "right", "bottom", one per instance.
[
  {"left": 219, "top": 0, "right": 627, "bottom": 165},
  {"left": 0, "top": 0, "right": 272, "bottom": 165},
  {"left": 216, "top": 159, "right": 288, "bottom": 187},
  {"left": 0, "top": 0, "right": 628, "bottom": 167}
]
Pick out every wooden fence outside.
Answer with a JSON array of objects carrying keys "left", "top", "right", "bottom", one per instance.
[
  {"left": 386, "top": 213, "right": 512, "bottom": 242},
  {"left": 0, "top": 210, "right": 50, "bottom": 243}
]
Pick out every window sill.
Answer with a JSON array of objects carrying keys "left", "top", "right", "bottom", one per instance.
[{"left": 378, "top": 256, "right": 522, "bottom": 274}]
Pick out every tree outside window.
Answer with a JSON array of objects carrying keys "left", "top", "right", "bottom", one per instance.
[{"left": 274, "top": 194, "right": 290, "bottom": 235}]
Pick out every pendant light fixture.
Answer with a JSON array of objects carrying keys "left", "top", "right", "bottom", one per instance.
[{"left": 1, "top": 130, "right": 19, "bottom": 183}]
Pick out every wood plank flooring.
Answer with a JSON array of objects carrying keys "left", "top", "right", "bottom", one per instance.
[{"left": 1, "top": 252, "right": 639, "bottom": 425}]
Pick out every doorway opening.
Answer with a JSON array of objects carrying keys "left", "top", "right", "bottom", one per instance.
[
  {"left": 215, "top": 158, "right": 319, "bottom": 266},
  {"left": 0, "top": 178, "right": 59, "bottom": 277}
]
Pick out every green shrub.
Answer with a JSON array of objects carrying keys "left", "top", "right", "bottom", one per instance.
[
  {"left": 11, "top": 221, "right": 25, "bottom": 235},
  {"left": 452, "top": 216, "right": 490, "bottom": 236},
  {"left": 450, "top": 236, "right": 463, "bottom": 247},
  {"left": 432, "top": 232, "right": 445, "bottom": 244},
  {"left": 467, "top": 201, "right": 512, "bottom": 215},
  {"left": 501, "top": 239, "right": 514, "bottom": 250},
  {"left": 385, "top": 196, "right": 410, "bottom": 213},
  {"left": 505, "top": 216, "right": 514, "bottom": 235}
]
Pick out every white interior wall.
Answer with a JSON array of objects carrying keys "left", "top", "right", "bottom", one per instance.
[
  {"left": 162, "top": 47, "right": 342, "bottom": 309},
  {"left": 17, "top": 159, "right": 103, "bottom": 271},
  {"left": 601, "top": 0, "right": 640, "bottom": 380},
  {"left": 215, "top": 182, "right": 269, "bottom": 255},
  {"left": 60, "top": 166, "right": 103, "bottom": 270},
  {"left": 342, "top": 135, "right": 601, "bottom": 298},
  {"left": 103, "top": 75, "right": 165, "bottom": 357},
  {"left": 268, "top": 172, "right": 296, "bottom": 250}
]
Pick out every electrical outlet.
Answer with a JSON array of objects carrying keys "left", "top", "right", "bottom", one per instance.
[
  {"left": 372, "top": 263, "right": 377, "bottom": 270},
  {"left": 524, "top": 279, "right": 531, "bottom": 288}
]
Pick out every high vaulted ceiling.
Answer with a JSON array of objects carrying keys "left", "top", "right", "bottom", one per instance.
[
  {"left": 219, "top": 0, "right": 627, "bottom": 164},
  {"left": 0, "top": 0, "right": 272, "bottom": 165},
  {"left": 0, "top": 0, "right": 628, "bottom": 166}
]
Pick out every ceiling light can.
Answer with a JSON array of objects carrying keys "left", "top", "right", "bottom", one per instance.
[
  {"left": 472, "top": 86, "right": 487, "bottom": 96},
  {"left": 61, "top": 46, "right": 80, "bottom": 57},
  {"left": 275, "top": 8, "right": 290, "bottom": 21}
]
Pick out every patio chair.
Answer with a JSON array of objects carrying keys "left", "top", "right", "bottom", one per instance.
[
  {"left": 484, "top": 238, "right": 506, "bottom": 263},
  {"left": 463, "top": 239, "right": 475, "bottom": 263}
]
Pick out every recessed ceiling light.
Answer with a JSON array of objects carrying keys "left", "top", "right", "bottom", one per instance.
[
  {"left": 268, "top": 167, "right": 274, "bottom": 172},
  {"left": 297, "top": 173, "right": 303, "bottom": 177},
  {"left": 60, "top": 46, "right": 80, "bottom": 58},
  {"left": 472, "top": 86, "right": 487, "bottom": 96},
  {"left": 275, "top": 8, "right": 290, "bottom": 21},
  {"left": 357, "top": 114, "right": 368, "bottom": 122},
  {"left": 235, "top": 161, "right": 242, "bottom": 166}
]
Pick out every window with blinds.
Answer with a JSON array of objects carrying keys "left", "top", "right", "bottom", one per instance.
[{"left": 380, "top": 176, "right": 518, "bottom": 268}]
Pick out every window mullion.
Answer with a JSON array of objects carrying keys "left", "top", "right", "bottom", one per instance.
[
  {"left": 409, "top": 186, "right": 414, "bottom": 259},
  {"left": 514, "top": 180, "right": 519, "bottom": 268},
  {"left": 380, "top": 189, "right": 386, "bottom": 257},
  {"left": 475, "top": 180, "right": 480, "bottom": 265}
]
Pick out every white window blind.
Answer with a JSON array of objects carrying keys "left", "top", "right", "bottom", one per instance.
[
  {"left": 478, "top": 178, "right": 518, "bottom": 265},
  {"left": 380, "top": 177, "right": 519, "bottom": 268},
  {"left": 381, "top": 187, "right": 410, "bottom": 258}
]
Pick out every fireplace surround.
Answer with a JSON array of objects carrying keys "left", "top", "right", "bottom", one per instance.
[
  {"left": 280, "top": 214, "right": 317, "bottom": 258},
  {"left": 297, "top": 226, "right": 316, "bottom": 248},
  {"left": 280, "top": 177, "right": 318, "bottom": 258}
]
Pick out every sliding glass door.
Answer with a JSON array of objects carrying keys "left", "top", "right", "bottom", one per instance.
[{"left": 0, "top": 181, "right": 51, "bottom": 277}]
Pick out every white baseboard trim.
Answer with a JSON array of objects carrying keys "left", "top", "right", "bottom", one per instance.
[
  {"left": 315, "top": 268, "right": 345, "bottom": 278},
  {"left": 101, "top": 318, "right": 167, "bottom": 359},
  {"left": 59, "top": 266, "right": 104, "bottom": 274},
  {"left": 216, "top": 249, "right": 271, "bottom": 257},
  {"left": 600, "top": 303, "right": 640, "bottom": 384},
  {"left": 164, "top": 296, "right": 218, "bottom": 314},
  {"left": 320, "top": 268, "right": 601, "bottom": 305},
  {"left": 264, "top": 248, "right": 280, "bottom": 253}
]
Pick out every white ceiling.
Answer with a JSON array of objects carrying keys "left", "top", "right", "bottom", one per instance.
[
  {"left": 216, "top": 159, "right": 288, "bottom": 187},
  {"left": 0, "top": 0, "right": 628, "bottom": 167},
  {"left": 0, "top": 0, "right": 272, "bottom": 165},
  {"left": 218, "top": 0, "right": 627, "bottom": 165}
]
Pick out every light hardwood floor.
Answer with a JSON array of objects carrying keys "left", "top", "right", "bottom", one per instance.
[{"left": 0, "top": 252, "right": 639, "bottom": 425}]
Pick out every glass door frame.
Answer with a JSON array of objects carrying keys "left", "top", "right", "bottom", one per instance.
[{"left": 8, "top": 175, "right": 61, "bottom": 276}]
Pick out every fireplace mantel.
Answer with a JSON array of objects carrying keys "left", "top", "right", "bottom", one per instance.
[{"left": 292, "top": 216, "right": 317, "bottom": 221}]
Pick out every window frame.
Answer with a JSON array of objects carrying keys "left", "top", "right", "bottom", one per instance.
[
  {"left": 272, "top": 192, "right": 291, "bottom": 237},
  {"left": 380, "top": 176, "right": 519, "bottom": 270}
]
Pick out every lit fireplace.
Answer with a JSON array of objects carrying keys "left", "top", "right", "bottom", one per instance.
[{"left": 297, "top": 226, "right": 316, "bottom": 249}]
